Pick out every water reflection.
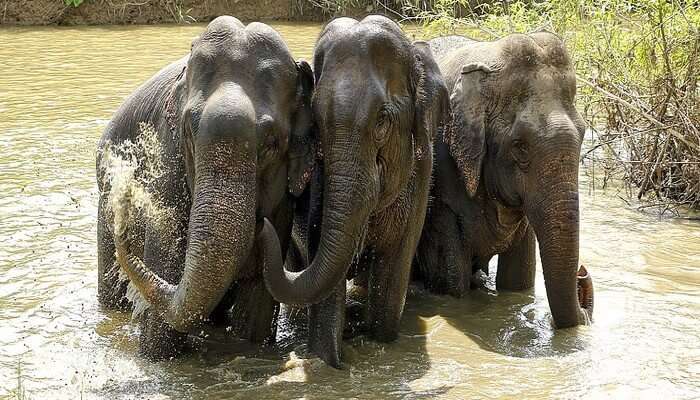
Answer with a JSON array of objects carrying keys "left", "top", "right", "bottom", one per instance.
[{"left": 0, "top": 22, "right": 699, "bottom": 399}]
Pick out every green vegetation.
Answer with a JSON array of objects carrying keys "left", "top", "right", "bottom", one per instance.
[
  {"left": 394, "top": 0, "right": 699, "bottom": 213},
  {"left": 50, "top": 0, "right": 700, "bottom": 212},
  {"left": 300, "top": 1, "right": 699, "bottom": 213}
]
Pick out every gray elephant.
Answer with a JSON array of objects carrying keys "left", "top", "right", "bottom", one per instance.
[
  {"left": 263, "top": 16, "right": 449, "bottom": 367},
  {"left": 415, "top": 33, "right": 594, "bottom": 329},
  {"left": 96, "top": 16, "right": 315, "bottom": 358}
]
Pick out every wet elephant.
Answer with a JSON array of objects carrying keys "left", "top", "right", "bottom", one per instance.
[
  {"left": 96, "top": 16, "right": 315, "bottom": 358},
  {"left": 415, "top": 33, "right": 594, "bottom": 329},
  {"left": 263, "top": 16, "right": 449, "bottom": 367}
]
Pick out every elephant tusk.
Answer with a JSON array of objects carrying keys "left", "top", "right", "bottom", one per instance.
[{"left": 260, "top": 217, "right": 284, "bottom": 296}]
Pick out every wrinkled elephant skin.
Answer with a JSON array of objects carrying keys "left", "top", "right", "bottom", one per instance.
[
  {"left": 96, "top": 16, "right": 315, "bottom": 359},
  {"left": 415, "top": 33, "right": 594, "bottom": 329}
]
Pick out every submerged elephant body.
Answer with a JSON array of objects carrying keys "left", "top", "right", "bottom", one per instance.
[
  {"left": 96, "top": 17, "right": 315, "bottom": 357},
  {"left": 97, "top": 17, "right": 593, "bottom": 367},
  {"left": 263, "top": 16, "right": 449, "bottom": 367},
  {"left": 416, "top": 32, "right": 594, "bottom": 328}
]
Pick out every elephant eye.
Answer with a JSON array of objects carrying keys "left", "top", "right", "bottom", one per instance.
[
  {"left": 374, "top": 107, "right": 394, "bottom": 143},
  {"left": 512, "top": 139, "right": 530, "bottom": 169}
]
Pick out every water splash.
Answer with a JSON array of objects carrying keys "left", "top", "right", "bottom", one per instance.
[{"left": 98, "top": 122, "right": 181, "bottom": 316}]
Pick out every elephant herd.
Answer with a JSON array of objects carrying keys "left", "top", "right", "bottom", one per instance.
[{"left": 96, "top": 15, "right": 594, "bottom": 368}]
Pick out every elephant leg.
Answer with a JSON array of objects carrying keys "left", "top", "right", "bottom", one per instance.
[
  {"left": 97, "top": 196, "right": 130, "bottom": 310},
  {"left": 138, "top": 212, "right": 188, "bottom": 359},
  {"left": 413, "top": 214, "right": 438, "bottom": 284},
  {"left": 366, "top": 241, "right": 416, "bottom": 343},
  {"left": 344, "top": 266, "right": 368, "bottom": 339},
  {"left": 420, "top": 204, "right": 470, "bottom": 297},
  {"left": 449, "top": 226, "right": 472, "bottom": 297},
  {"left": 230, "top": 278, "right": 279, "bottom": 343},
  {"left": 308, "top": 281, "right": 345, "bottom": 368},
  {"left": 138, "top": 310, "right": 187, "bottom": 358},
  {"left": 496, "top": 225, "right": 536, "bottom": 291},
  {"left": 138, "top": 289, "right": 188, "bottom": 360}
]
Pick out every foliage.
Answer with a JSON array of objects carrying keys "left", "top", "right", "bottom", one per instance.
[
  {"left": 60, "top": 0, "right": 195, "bottom": 23},
  {"left": 165, "top": 0, "right": 196, "bottom": 23},
  {"left": 396, "top": 0, "right": 699, "bottom": 213},
  {"left": 295, "top": 0, "right": 395, "bottom": 16}
]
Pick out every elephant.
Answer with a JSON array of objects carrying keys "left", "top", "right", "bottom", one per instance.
[
  {"left": 263, "top": 15, "right": 449, "bottom": 367},
  {"left": 414, "top": 33, "right": 594, "bottom": 329},
  {"left": 95, "top": 16, "right": 315, "bottom": 358}
]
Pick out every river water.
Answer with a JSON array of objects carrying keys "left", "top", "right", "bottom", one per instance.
[{"left": 0, "top": 23, "right": 698, "bottom": 400}]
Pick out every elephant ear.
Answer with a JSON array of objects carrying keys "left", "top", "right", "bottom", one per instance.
[
  {"left": 288, "top": 60, "right": 317, "bottom": 197},
  {"left": 446, "top": 62, "right": 491, "bottom": 197},
  {"left": 169, "top": 65, "right": 196, "bottom": 193},
  {"left": 411, "top": 41, "right": 449, "bottom": 162}
]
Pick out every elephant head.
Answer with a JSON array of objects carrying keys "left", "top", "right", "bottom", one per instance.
[
  {"left": 114, "top": 17, "right": 315, "bottom": 332},
  {"left": 263, "top": 16, "right": 448, "bottom": 306},
  {"left": 444, "top": 32, "right": 592, "bottom": 328}
]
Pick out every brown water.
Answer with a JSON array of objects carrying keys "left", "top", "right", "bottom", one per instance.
[{"left": 1, "top": 23, "right": 699, "bottom": 400}]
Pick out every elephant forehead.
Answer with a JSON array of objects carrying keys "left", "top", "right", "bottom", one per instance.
[
  {"left": 497, "top": 33, "right": 572, "bottom": 71},
  {"left": 192, "top": 40, "right": 290, "bottom": 71},
  {"left": 199, "top": 16, "right": 245, "bottom": 40},
  {"left": 191, "top": 23, "right": 294, "bottom": 75},
  {"left": 329, "top": 23, "right": 411, "bottom": 64},
  {"left": 315, "top": 74, "right": 391, "bottom": 120},
  {"left": 255, "top": 58, "right": 295, "bottom": 80},
  {"left": 320, "top": 45, "right": 411, "bottom": 99},
  {"left": 186, "top": 43, "right": 296, "bottom": 104}
]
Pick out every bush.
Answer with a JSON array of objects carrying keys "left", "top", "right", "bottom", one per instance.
[{"left": 405, "top": 0, "right": 699, "bottom": 214}]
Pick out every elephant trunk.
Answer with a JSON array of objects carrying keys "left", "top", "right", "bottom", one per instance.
[
  {"left": 526, "top": 139, "right": 593, "bottom": 328},
  {"left": 116, "top": 140, "right": 257, "bottom": 332},
  {"left": 264, "top": 157, "right": 374, "bottom": 306}
]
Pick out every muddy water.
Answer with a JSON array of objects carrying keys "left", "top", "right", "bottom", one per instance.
[{"left": 0, "top": 23, "right": 699, "bottom": 399}]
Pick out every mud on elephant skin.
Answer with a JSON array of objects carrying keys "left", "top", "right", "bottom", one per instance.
[
  {"left": 415, "top": 32, "right": 594, "bottom": 329},
  {"left": 263, "top": 15, "right": 449, "bottom": 367},
  {"left": 96, "top": 16, "right": 316, "bottom": 359}
]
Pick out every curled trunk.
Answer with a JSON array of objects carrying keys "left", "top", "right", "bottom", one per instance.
[
  {"left": 114, "top": 143, "right": 256, "bottom": 332},
  {"left": 264, "top": 159, "right": 373, "bottom": 306}
]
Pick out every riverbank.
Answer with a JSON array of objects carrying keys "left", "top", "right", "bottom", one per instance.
[
  {"left": 0, "top": 0, "right": 479, "bottom": 26},
  {"left": 0, "top": 0, "right": 325, "bottom": 25}
]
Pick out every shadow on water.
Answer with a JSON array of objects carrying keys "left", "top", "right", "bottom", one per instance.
[
  {"left": 90, "top": 266, "right": 588, "bottom": 399},
  {"left": 411, "top": 282, "right": 591, "bottom": 360},
  {"left": 89, "top": 298, "right": 444, "bottom": 399}
]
